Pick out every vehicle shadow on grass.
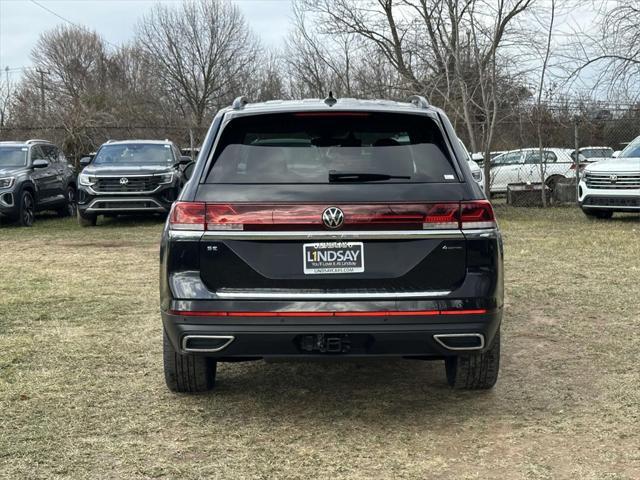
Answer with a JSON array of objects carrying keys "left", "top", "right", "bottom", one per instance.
[{"left": 187, "top": 359, "right": 502, "bottom": 425}]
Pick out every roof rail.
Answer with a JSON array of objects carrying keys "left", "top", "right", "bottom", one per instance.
[
  {"left": 105, "top": 139, "right": 118, "bottom": 143},
  {"left": 232, "top": 96, "right": 249, "bottom": 110},
  {"left": 25, "top": 139, "right": 51, "bottom": 145},
  {"left": 407, "top": 95, "right": 430, "bottom": 109}
]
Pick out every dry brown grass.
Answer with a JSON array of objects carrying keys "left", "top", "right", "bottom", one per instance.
[{"left": 1, "top": 209, "right": 639, "bottom": 479}]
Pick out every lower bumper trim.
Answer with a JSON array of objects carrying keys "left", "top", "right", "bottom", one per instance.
[{"left": 168, "top": 308, "right": 488, "bottom": 318}]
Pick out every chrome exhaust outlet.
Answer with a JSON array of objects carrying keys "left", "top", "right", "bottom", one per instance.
[
  {"left": 181, "top": 335, "right": 235, "bottom": 353},
  {"left": 433, "top": 333, "right": 485, "bottom": 351}
]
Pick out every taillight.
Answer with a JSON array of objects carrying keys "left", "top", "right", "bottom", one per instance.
[
  {"left": 459, "top": 200, "right": 496, "bottom": 229},
  {"left": 169, "top": 201, "right": 205, "bottom": 230},
  {"left": 421, "top": 203, "right": 459, "bottom": 229},
  {"left": 169, "top": 202, "right": 497, "bottom": 231}
]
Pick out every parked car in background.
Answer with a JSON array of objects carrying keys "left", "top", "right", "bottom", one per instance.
[
  {"left": 571, "top": 146, "right": 614, "bottom": 163},
  {"left": 160, "top": 95, "right": 503, "bottom": 393},
  {"left": 77, "top": 139, "right": 192, "bottom": 226},
  {"left": 459, "top": 139, "right": 484, "bottom": 189},
  {"left": 579, "top": 136, "right": 640, "bottom": 218},
  {"left": 0, "top": 139, "right": 76, "bottom": 227},
  {"left": 489, "top": 148, "right": 574, "bottom": 194},
  {"left": 180, "top": 147, "right": 200, "bottom": 160},
  {"left": 472, "top": 151, "right": 505, "bottom": 166}
]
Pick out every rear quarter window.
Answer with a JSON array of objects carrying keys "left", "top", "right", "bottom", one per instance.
[{"left": 206, "top": 112, "right": 457, "bottom": 184}]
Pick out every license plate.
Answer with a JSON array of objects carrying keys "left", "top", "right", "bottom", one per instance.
[{"left": 303, "top": 242, "right": 364, "bottom": 275}]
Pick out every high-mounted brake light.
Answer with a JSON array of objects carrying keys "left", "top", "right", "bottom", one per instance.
[
  {"left": 169, "top": 202, "right": 205, "bottom": 230},
  {"left": 459, "top": 201, "right": 496, "bottom": 229},
  {"left": 293, "top": 112, "right": 371, "bottom": 117}
]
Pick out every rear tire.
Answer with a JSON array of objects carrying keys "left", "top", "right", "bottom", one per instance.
[
  {"left": 18, "top": 190, "right": 35, "bottom": 227},
  {"left": 77, "top": 210, "right": 97, "bottom": 227},
  {"left": 545, "top": 175, "right": 563, "bottom": 193},
  {"left": 581, "top": 208, "right": 613, "bottom": 219},
  {"left": 445, "top": 331, "right": 500, "bottom": 390},
  {"left": 163, "top": 329, "right": 217, "bottom": 393}
]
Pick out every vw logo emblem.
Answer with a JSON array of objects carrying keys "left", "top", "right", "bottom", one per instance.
[
  {"left": 609, "top": 174, "right": 618, "bottom": 183},
  {"left": 322, "top": 206, "right": 344, "bottom": 229},
  {"left": 119, "top": 177, "right": 129, "bottom": 185}
]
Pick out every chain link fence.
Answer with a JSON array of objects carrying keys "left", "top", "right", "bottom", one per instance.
[
  {"left": 2, "top": 111, "right": 639, "bottom": 210},
  {"left": 0, "top": 125, "right": 209, "bottom": 168}
]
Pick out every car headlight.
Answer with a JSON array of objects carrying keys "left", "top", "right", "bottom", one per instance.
[
  {"left": 157, "top": 172, "right": 174, "bottom": 184},
  {"left": 579, "top": 169, "right": 588, "bottom": 180},
  {"left": 0, "top": 177, "right": 15, "bottom": 189},
  {"left": 78, "top": 173, "right": 97, "bottom": 186}
]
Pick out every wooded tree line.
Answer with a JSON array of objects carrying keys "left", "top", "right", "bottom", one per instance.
[{"left": 0, "top": 0, "right": 639, "bottom": 161}]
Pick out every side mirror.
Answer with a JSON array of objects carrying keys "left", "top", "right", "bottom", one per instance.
[
  {"left": 32, "top": 159, "right": 49, "bottom": 169},
  {"left": 183, "top": 161, "right": 196, "bottom": 180},
  {"left": 178, "top": 155, "right": 193, "bottom": 165},
  {"left": 80, "top": 157, "right": 92, "bottom": 167}
]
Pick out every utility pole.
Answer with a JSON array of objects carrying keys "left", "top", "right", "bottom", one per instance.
[
  {"left": 1, "top": 66, "right": 9, "bottom": 128},
  {"left": 35, "top": 68, "right": 47, "bottom": 117},
  {"left": 574, "top": 116, "right": 580, "bottom": 203}
]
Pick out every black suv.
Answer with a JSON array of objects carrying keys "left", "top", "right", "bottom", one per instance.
[
  {"left": 0, "top": 139, "right": 76, "bottom": 227},
  {"left": 160, "top": 96, "right": 503, "bottom": 393},
  {"left": 77, "top": 140, "right": 192, "bottom": 226}
]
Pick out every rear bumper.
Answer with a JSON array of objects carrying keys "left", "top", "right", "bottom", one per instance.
[{"left": 162, "top": 308, "right": 502, "bottom": 358}]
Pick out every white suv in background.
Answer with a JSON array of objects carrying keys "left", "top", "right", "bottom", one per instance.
[
  {"left": 458, "top": 139, "right": 484, "bottom": 189},
  {"left": 489, "top": 148, "right": 574, "bottom": 194},
  {"left": 579, "top": 136, "right": 640, "bottom": 219}
]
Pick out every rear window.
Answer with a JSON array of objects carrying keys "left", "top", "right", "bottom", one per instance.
[{"left": 206, "top": 112, "right": 457, "bottom": 184}]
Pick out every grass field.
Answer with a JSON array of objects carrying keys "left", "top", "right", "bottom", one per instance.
[{"left": 1, "top": 208, "right": 639, "bottom": 479}]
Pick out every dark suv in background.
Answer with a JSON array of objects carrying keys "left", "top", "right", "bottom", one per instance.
[
  {"left": 0, "top": 139, "right": 76, "bottom": 227},
  {"left": 77, "top": 140, "right": 192, "bottom": 226},
  {"left": 160, "top": 96, "right": 503, "bottom": 393}
]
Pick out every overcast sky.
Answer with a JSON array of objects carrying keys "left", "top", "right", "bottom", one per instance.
[{"left": 0, "top": 0, "right": 293, "bottom": 78}]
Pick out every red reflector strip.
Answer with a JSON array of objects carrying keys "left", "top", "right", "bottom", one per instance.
[
  {"left": 169, "top": 310, "right": 228, "bottom": 317},
  {"left": 440, "top": 309, "right": 488, "bottom": 315},
  {"left": 169, "top": 309, "right": 487, "bottom": 317}
]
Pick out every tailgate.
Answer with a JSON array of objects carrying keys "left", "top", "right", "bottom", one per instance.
[{"left": 197, "top": 202, "right": 468, "bottom": 294}]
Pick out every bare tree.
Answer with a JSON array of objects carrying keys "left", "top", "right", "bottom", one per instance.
[
  {"left": 136, "top": 0, "right": 260, "bottom": 128},
  {"left": 29, "top": 25, "right": 107, "bottom": 106},
  {"left": 296, "top": 0, "right": 534, "bottom": 192},
  {"left": 536, "top": 0, "right": 556, "bottom": 207},
  {"left": 569, "top": 1, "right": 640, "bottom": 102},
  {"left": 285, "top": 3, "right": 367, "bottom": 98}
]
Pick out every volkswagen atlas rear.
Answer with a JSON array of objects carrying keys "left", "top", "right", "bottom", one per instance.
[{"left": 160, "top": 96, "right": 503, "bottom": 393}]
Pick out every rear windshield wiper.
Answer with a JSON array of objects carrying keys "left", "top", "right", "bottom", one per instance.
[{"left": 328, "top": 171, "right": 411, "bottom": 182}]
